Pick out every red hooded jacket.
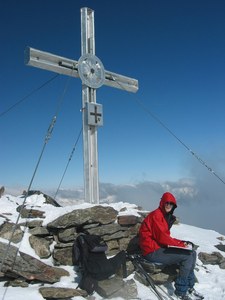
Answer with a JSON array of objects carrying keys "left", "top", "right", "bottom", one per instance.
[{"left": 139, "top": 192, "right": 186, "bottom": 256}]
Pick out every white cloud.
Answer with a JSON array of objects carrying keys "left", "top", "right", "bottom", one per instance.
[{"left": 3, "top": 158, "right": 225, "bottom": 236}]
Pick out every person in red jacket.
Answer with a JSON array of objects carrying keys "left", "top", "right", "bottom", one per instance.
[{"left": 139, "top": 192, "right": 204, "bottom": 300}]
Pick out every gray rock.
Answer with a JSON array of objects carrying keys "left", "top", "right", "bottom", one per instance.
[
  {"left": 96, "top": 276, "right": 138, "bottom": 299},
  {"left": 117, "top": 215, "right": 140, "bottom": 225},
  {"left": 0, "top": 241, "right": 69, "bottom": 283},
  {"left": 86, "top": 223, "right": 128, "bottom": 236},
  {"left": 0, "top": 222, "right": 23, "bottom": 243},
  {"left": 17, "top": 205, "right": 45, "bottom": 219},
  {"left": 103, "top": 230, "right": 129, "bottom": 241},
  {"left": 134, "top": 261, "right": 178, "bottom": 285},
  {"left": 118, "top": 237, "right": 133, "bottom": 251},
  {"left": 39, "top": 287, "right": 87, "bottom": 299},
  {"left": 54, "top": 242, "right": 74, "bottom": 248},
  {"left": 97, "top": 277, "right": 138, "bottom": 299},
  {"left": 0, "top": 186, "right": 5, "bottom": 197},
  {"left": 198, "top": 251, "right": 225, "bottom": 266},
  {"left": 4, "top": 278, "right": 29, "bottom": 287},
  {"left": 53, "top": 246, "right": 73, "bottom": 266},
  {"left": 29, "top": 226, "right": 50, "bottom": 236},
  {"left": 58, "top": 227, "right": 77, "bottom": 242},
  {"left": 106, "top": 239, "right": 119, "bottom": 251},
  {"left": 22, "top": 190, "right": 61, "bottom": 207},
  {"left": 20, "top": 220, "right": 43, "bottom": 228},
  {"left": 215, "top": 244, "right": 225, "bottom": 252},
  {"left": 29, "top": 235, "right": 51, "bottom": 259},
  {"left": 219, "top": 261, "right": 225, "bottom": 269},
  {"left": 47, "top": 206, "right": 117, "bottom": 229},
  {"left": 110, "top": 279, "right": 138, "bottom": 299}
]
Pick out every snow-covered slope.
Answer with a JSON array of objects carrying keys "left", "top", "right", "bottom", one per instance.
[{"left": 0, "top": 194, "right": 225, "bottom": 299}]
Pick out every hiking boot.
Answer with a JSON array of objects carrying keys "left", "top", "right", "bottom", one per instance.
[
  {"left": 175, "top": 295, "right": 192, "bottom": 300},
  {"left": 188, "top": 288, "right": 204, "bottom": 299},
  {"left": 174, "top": 292, "right": 192, "bottom": 300}
]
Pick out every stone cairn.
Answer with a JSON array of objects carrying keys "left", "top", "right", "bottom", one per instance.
[{"left": 0, "top": 191, "right": 225, "bottom": 299}]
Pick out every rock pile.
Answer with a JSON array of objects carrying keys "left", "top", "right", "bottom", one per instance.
[
  {"left": 0, "top": 191, "right": 225, "bottom": 299},
  {"left": 0, "top": 192, "right": 145, "bottom": 298}
]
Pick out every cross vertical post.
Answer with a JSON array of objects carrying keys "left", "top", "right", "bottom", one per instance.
[{"left": 80, "top": 8, "right": 99, "bottom": 204}]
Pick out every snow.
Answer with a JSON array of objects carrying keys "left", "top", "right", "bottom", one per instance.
[{"left": 0, "top": 194, "right": 225, "bottom": 299}]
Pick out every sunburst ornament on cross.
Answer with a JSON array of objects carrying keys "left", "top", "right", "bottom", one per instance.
[{"left": 78, "top": 53, "right": 105, "bottom": 89}]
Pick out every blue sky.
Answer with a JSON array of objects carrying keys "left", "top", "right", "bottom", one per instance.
[{"left": 1, "top": 0, "right": 225, "bottom": 229}]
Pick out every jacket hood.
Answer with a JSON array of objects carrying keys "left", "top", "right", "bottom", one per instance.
[{"left": 159, "top": 192, "right": 177, "bottom": 212}]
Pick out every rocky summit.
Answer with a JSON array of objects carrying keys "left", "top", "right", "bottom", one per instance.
[{"left": 0, "top": 191, "right": 225, "bottom": 299}]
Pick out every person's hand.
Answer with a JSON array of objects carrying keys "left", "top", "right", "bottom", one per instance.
[{"left": 183, "top": 241, "right": 194, "bottom": 249}]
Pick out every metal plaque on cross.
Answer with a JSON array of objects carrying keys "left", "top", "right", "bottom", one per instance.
[{"left": 86, "top": 103, "right": 103, "bottom": 127}]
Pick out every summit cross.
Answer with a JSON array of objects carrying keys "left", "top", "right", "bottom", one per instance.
[{"left": 25, "top": 7, "right": 138, "bottom": 204}]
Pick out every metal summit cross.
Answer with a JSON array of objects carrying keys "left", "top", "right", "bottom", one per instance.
[{"left": 25, "top": 7, "right": 138, "bottom": 204}]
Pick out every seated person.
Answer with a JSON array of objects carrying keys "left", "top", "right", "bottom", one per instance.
[{"left": 139, "top": 192, "right": 204, "bottom": 300}]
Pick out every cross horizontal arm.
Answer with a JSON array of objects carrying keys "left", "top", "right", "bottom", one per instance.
[
  {"left": 24, "top": 47, "right": 79, "bottom": 78},
  {"left": 25, "top": 47, "right": 139, "bottom": 93},
  {"left": 105, "top": 70, "right": 138, "bottom": 93}
]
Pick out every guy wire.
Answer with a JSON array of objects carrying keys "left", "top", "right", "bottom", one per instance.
[
  {"left": 113, "top": 78, "right": 225, "bottom": 186},
  {"left": 53, "top": 126, "right": 83, "bottom": 201},
  {"left": 0, "top": 74, "right": 59, "bottom": 118},
  {"left": 0, "top": 75, "right": 72, "bottom": 277}
]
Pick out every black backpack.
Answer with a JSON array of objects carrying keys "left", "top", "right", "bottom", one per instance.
[
  {"left": 73, "top": 233, "right": 127, "bottom": 295},
  {"left": 72, "top": 233, "right": 108, "bottom": 267}
]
